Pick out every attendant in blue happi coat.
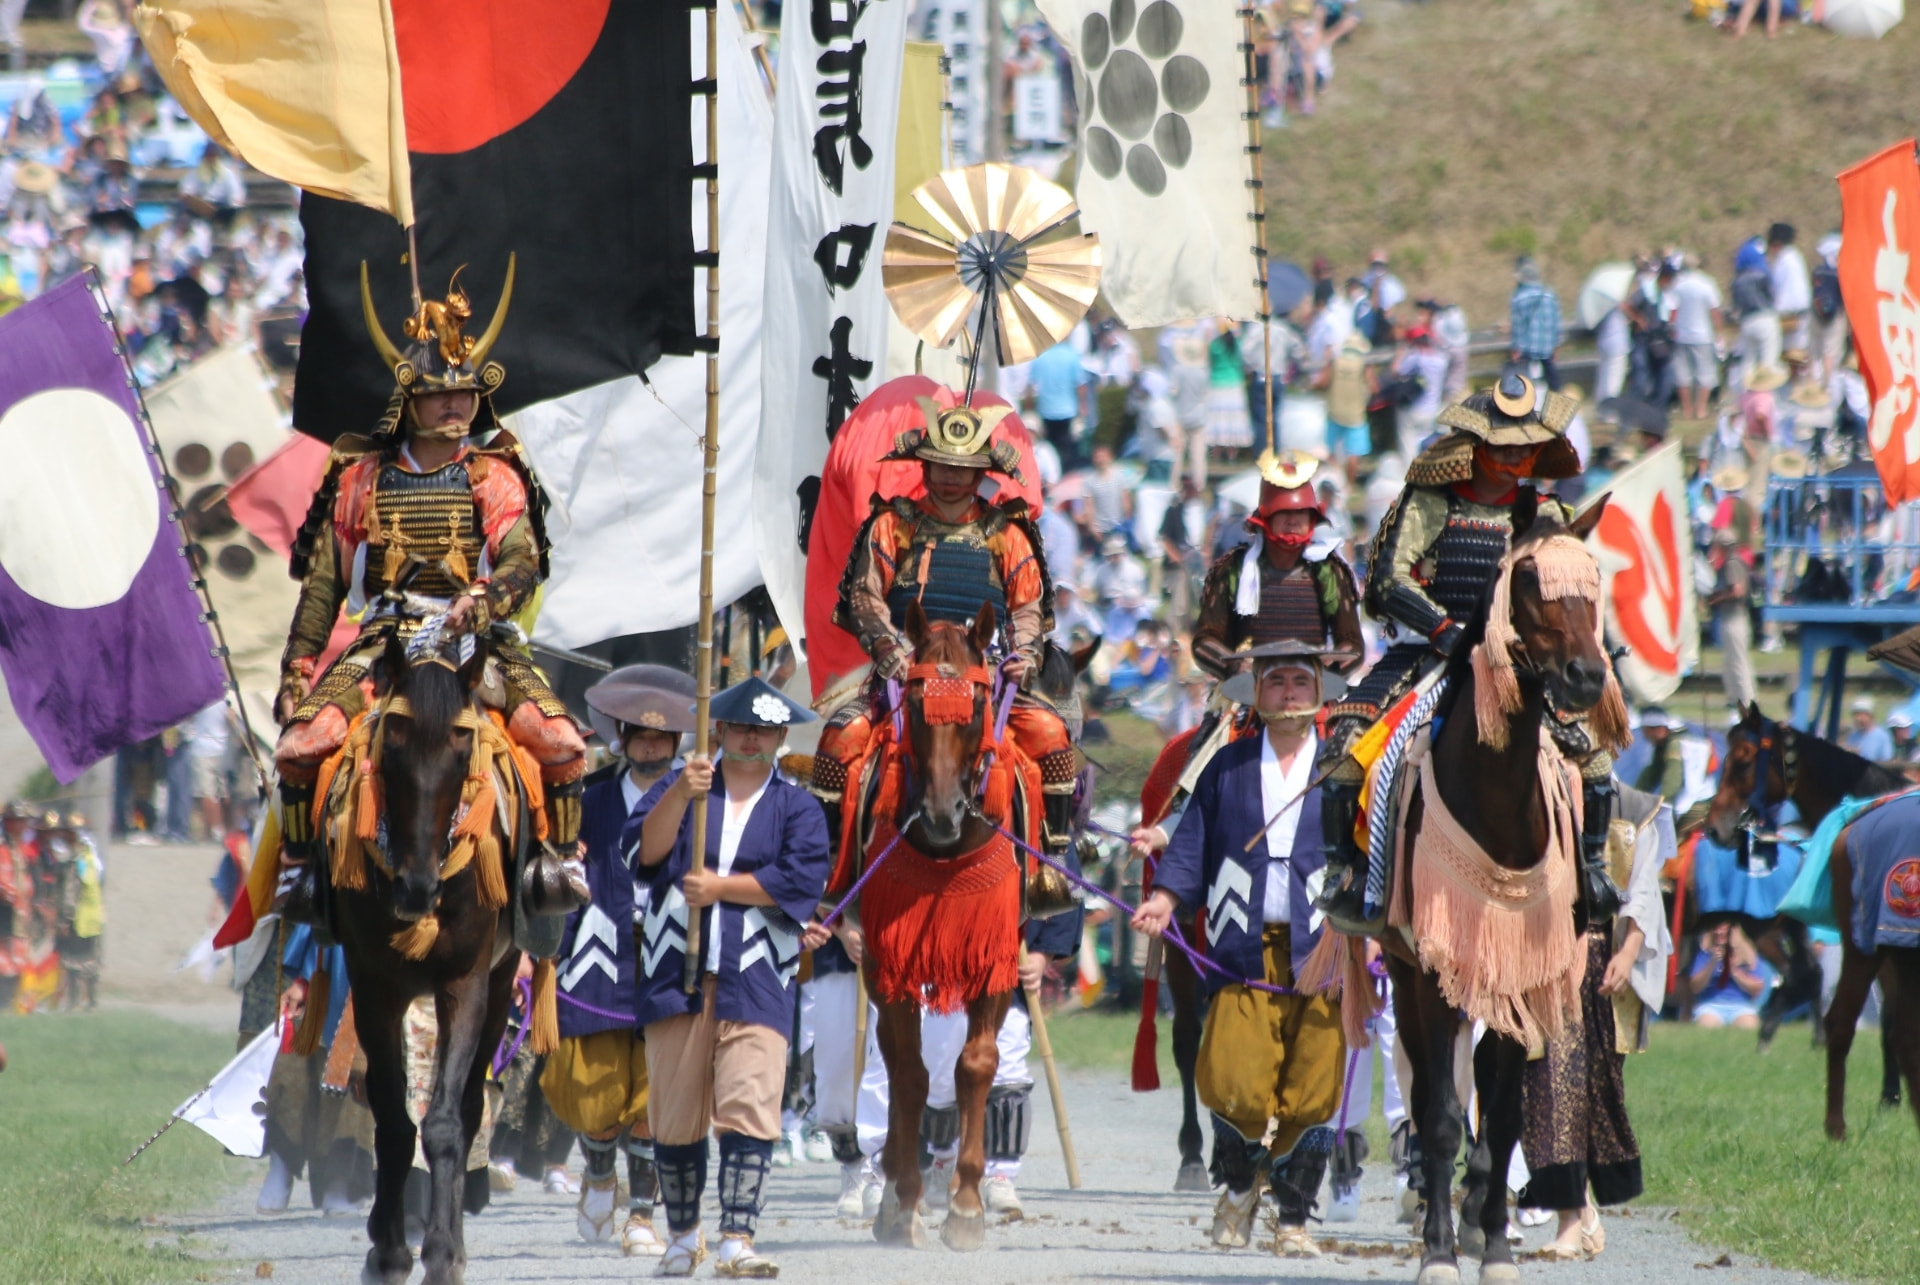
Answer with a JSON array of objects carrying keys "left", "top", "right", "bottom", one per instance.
[
  {"left": 634, "top": 676, "right": 831, "bottom": 1279},
  {"left": 1132, "top": 641, "right": 1349, "bottom": 1259},
  {"left": 539, "top": 665, "right": 697, "bottom": 1257}
]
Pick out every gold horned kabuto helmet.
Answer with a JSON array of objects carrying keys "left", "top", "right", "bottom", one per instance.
[
  {"left": 361, "top": 255, "right": 515, "bottom": 440},
  {"left": 883, "top": 395, "right": 1028, "bottom": 484}
]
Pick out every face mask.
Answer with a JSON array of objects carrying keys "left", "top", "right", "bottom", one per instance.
[
  {"left": 1474, "top": 445, "right": 1537, "bottom": 481},
  {"left": 726, "top": 747, "right": 780, "bottom": 766},
  {"left": 628, "top": 755, "right": 674, "bottom": 779},
  {"left": 1264, "top": 529, "right": 1313, "bottom": 550},
  {"left": 1258, "top": 708, "right": 1317, "bottom": 729}
]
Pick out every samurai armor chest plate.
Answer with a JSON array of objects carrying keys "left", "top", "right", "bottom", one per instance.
[
  {"left": 1242, "top": 561, "right": 1327, "bottom": 649},
  {"left": 364, "top": 460, "right": 483, "bottom": 601},
  {"left": 886, "top": 517, "right": 1008, "bottom": 630},
  {"left": 1421, "top": 503, "right": 1512, "bottom": 624}
]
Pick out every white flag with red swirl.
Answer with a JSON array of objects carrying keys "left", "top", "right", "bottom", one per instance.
[{"left": 1582, "top": 441, "right": 1698, "bottom": 703}]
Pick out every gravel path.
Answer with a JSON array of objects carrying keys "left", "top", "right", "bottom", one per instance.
[{"left": 178, "top": 1068, "right": 1836, "bottom": 1285}]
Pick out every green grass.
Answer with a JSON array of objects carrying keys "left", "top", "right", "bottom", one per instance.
[
  {"left": 0, "top": 1011, "right": 248, "bottom": 1284},
  {"left": 1048, "top": 1009, "right": 1918, "bottom": 1282},
  {"left": 1633, "top": 1024, "right": 1920, "bottom": 1284}
]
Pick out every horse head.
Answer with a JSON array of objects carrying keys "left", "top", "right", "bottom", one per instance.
[
  {"left": 1461, "top": 498, "right": 1628, "bottom": 752},
  {"left": 1029, "top": 635, "right": 1096, "bottom": 742},
  {"left": 376, "top": 629, "right": 489, "bottom": 921},
  {"left": 899, "top": 600, "right": 998, "bottom": 856},
  {"left": 1706, "top": 702, "right": 1788, "bottom": 845}
]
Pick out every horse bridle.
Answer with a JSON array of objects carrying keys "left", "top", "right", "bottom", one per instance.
[
  {"left": 362, "top": 690, "right": 486, "bottom": 873},
  {"left": 1739, "top": 712, "right": 1799, "bottom": 834},
  {"left": 901, "top": 661, "right": 995, "bottom": 801}
]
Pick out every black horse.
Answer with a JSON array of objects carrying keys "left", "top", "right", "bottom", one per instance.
[{"left": 333, "top": 632, "right": 526, "bottom": 1285}]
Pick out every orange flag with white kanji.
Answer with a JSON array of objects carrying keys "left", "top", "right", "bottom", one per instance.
[{"left": 1838, "top": 141, "right": 1920, "bottom": 505}]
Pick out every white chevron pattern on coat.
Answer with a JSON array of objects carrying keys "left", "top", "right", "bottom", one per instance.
[
  {"left": 1206, "top": 860, "right": 1253, "bottom": 940},
  {"left": 560, "top": 903, "right": 622, "bottom": 991},
  {"left": 641, "top": 885, "right": 690, "bottom": 976}
]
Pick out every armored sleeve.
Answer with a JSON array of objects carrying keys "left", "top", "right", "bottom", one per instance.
[
  {"left": 1366, "top": 485, "right": 1453, "bottom": 642},
  {"left": 481, "top": 514, "right": 541, "bottom": 629},
  {"left": 280, "top": 527, "right": 346, "bottom": 706},
  {"left": 1190, "top": 552, "right": 1243, "bottom": 679},
  {"left": 997, "top": 521, "right": 1047, "bottom": 663},
  {"left": 844, "top": 509, "right": 906, "bottom": 657},
  {"left": 1320, "top": 554, "right": 1366, "bottom": 671}
]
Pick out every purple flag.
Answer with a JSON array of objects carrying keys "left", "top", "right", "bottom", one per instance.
[{"left": 0, "top": 275, "right": 226, "bottom": 782}]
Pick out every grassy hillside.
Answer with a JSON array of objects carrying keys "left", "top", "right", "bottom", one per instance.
[{"left": 1263, "top": 0, "right": 1917, "bottom": 322}]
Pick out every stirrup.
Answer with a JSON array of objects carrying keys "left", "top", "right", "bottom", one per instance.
[
  {"left": 276, "top": 857, "right": 322, "bottom": 926},
  {"left": 522, "top": 845, "right": 590, "bottom": 916},
  {"left": 1314, "top": 866, "right": 1381, "bottom": 936}
]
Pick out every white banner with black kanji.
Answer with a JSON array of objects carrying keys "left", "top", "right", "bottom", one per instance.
[
  {"left": 755, "top": 0, "right": 911, "bottom": 657},
  {"left": 1037, "top": 0, "right": 1260, "bottom": 327}
]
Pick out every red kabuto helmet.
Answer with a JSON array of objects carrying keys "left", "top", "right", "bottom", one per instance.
[{"left": 1247, "top": 449, "right": 1326, "bottom": 536}]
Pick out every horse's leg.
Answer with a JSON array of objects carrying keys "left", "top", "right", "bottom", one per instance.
[
  {"left": 355, "top": 990, "right": 416, "bottom": 1285},
  {"left": 941, "top": 990, "right": 1011, "bottom": 1251},
  {"left": 1823, "top": 837, "right": 1866, "bottom": 1140},
  {"left": 418, "top": 961, "right": 494, "bottom": 1285},
  {"left": 871, "top": 994, "right": 929, "bottom": 1247},
  {"left": 451, "top": 952, "right": 516, "bottom": 1262},
  {"left": 1822, "top": 944, "right": 1876, "bottom": 1141},
  {"left": 1163, "top": 928, "right": 1209, "bottom": 1190},
  {"left": 1884, "top": 950, "right": 1920, "bottom": 1140},
  {"left": 1472, "top": 1035, "right": 1527, "bottom": 1283},
  {"left": 1412, "top": 967, "right": 1465, "bottom": 1285}
]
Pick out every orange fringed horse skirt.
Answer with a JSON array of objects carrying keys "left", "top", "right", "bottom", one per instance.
[{"left": 861, "top": 825, "right": 1022, "bottom": 1013}]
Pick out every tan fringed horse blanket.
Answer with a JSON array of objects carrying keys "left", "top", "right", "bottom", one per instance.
[{"left": 1391, "top": 734, "right": 1584, "bottom": 1051}]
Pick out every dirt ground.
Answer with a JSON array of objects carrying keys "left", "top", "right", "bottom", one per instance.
[{"left": 97, "top": 840, "right": 244, "bottom": 1033}]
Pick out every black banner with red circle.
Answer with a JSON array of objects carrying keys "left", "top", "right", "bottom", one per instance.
[{"left": 293, "top": 0, "right": 695, "bottom": 441}]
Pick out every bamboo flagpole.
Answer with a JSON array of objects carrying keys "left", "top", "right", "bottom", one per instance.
[
  {"left": 683, "top": 0, "right": 722, "bottom": 994},
  {"left": 1239, "top": 5, "right": 1275, "bottom": 455}
]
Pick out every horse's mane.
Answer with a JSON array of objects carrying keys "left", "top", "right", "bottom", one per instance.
[
  {"left": 1736, "top": 713, "right": 1910, "bottom": 803},
  {"left": 399, "top": 655, "right": 470, "bottom": 744}
]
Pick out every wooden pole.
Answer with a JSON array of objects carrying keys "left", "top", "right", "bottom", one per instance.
[
  {"left": 1240, "top": 5, "right": 1275, "bottom": 455},
  {"left": 1021, "top": 946, "right": 1081, "bottom": 1189},
  {"left": 852, "top": 968, "right": 870, "bottom": 1106},
  {"left": 683, "top": 0, "right": 722, "bottom": 994}
]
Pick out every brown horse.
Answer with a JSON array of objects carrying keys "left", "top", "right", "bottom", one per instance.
[
  {"left": 1817, "top": 819, "right": 1920, "bottom": 1139},
  {"left": 857, "top": 601, "right": 1026, "bottom": 1252},
  {"left": 1701, "top": 705, "right": 1908, "bottom": 1052},
  {"left": 331, "top": 632, "right": 524, "bottom": 1285},
  {"left": 1702, "top": 707, "right": 1915, "bottom": 1134},
  {"left": 1385, "top": 502, "right": 1622, "bottom": 1285}
]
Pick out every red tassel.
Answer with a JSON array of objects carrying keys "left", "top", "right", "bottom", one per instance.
[
  {"left": 1131, "top": 975, "right": 1161, "bottom": 1092},
  {"left": 860, "top": 828, "right": 1021, "bottom": 1012}
]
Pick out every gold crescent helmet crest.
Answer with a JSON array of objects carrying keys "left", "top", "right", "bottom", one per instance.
[{"left": 360, "top": 253, "right": 515, "bottom": 398}]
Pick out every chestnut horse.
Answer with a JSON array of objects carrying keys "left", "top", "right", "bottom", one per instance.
[
  {"left": 857, "top": 601, "right": 1029, "bottom": 1251},
  {"left": 1385, "top": 502, "right": 1623, "bottom": 1285},
  {"left": 330, "top": 632, "right": 524, "bottom": 1285},
  {"left": 1703, "top": 706, "right": 1915, "bottom": 1134}
]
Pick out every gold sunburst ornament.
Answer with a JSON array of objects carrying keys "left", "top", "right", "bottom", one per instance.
[{"left": 882, "top": 163, "right": 1102, "bottom": 384}]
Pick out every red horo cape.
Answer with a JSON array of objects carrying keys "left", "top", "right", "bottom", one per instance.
[{"left": 803, "top": 376, "right": 1044, "bottom": 701}]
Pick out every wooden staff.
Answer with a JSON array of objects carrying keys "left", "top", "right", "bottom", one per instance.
[
  {"left": 1021, "top": 946, "right": 1081, "bottom": 1189},
  {"left": 852, "top": 968, "right": 870, "bottom": 1104},
  {"left": 682, "top": 0, "right": 722, "bottom": 994}
]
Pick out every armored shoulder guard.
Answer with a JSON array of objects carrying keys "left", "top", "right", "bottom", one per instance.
[
  {"left": 289, "top": 434, "right": 375, "bottom": 581},
  {"left": 471, "top": 428, "right": 552, "bottom": 579},
  {"left": 830, "top": 494, "right": 896, "bottom": 635}
]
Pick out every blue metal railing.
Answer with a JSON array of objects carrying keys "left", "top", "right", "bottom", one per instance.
[{"left": 1760, "top": 467, "right": 1920, "bottom": 620}]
